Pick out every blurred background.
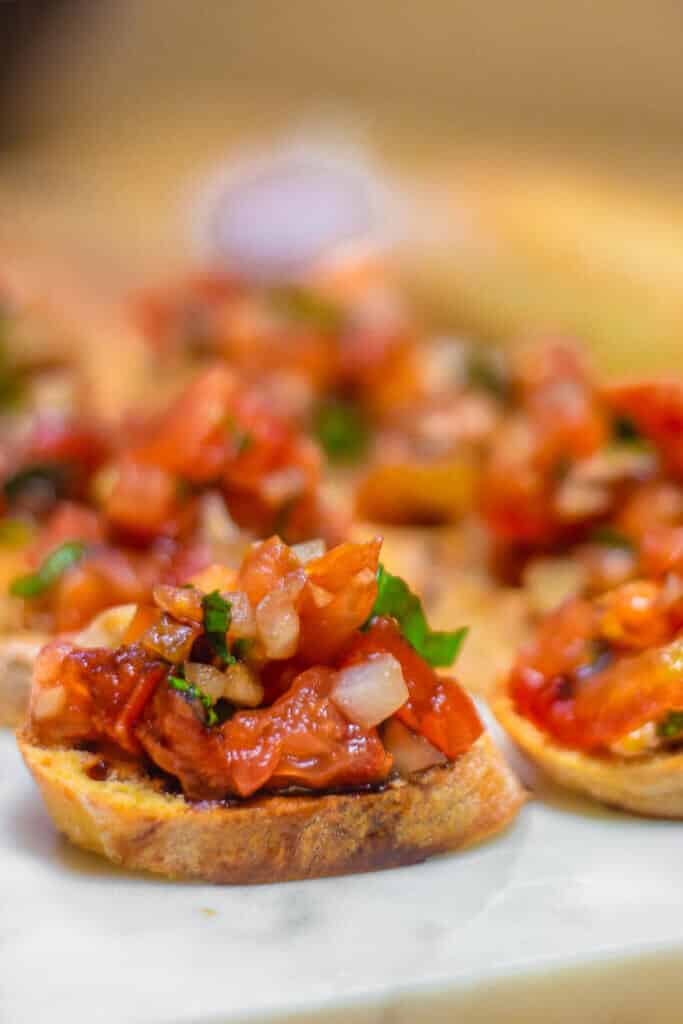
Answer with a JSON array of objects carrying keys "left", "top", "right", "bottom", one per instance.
[{"left": 1, "top": 0, "right": 682, "bottom": 371}]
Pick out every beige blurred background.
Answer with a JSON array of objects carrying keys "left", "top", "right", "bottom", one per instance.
[{"left": 2, "top": 0, "right": 683, "bottom": 371}]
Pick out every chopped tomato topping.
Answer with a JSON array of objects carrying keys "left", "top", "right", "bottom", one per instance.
[
  {"left": 509, "top": 585, "right": 683, "bottom": 750},
  {"left": 342, "top": 617, "right": 482, "bottom": 759}
]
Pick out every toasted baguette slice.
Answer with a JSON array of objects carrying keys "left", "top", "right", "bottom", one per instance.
[
  {"left": 495, "top": 689, "right": 683, "bottom": 818},
  {"left": 0, "top": 633, "right": 48, "bottom": 727},
  {"left": 18, "top": 732, "right": 525, "bottom": 883}
]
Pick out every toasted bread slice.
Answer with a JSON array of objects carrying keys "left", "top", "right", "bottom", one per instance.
[
  {"left": 18, "top": 732, "right": 525, "bottom": 883},
  {"left": 495, "top": 688, "right": 683, "bottom": 818},
  {"left": 0, "top": 633, "right": 48, "bottom": 727}
]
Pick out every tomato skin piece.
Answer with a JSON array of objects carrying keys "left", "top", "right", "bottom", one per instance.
[
  {"left": 341, "top": 617, "right": 482, "bottom": 759},
  {"left": 297, "top": 538, "right": 381, "bottom": 664}
]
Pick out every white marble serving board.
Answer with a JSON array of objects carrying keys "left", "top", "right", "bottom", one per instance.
[{"left": 2, "top": 723, "right": 683, "bottom": 1024}]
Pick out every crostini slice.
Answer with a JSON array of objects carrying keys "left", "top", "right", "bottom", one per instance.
[{"left": 19, "top": 535, "right": 525, "bottom": 882}]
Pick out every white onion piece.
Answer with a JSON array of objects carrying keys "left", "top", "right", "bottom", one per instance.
[
  {"left": 221, "top": 663, "right": 263, "bottom": 707},
  {"left": 262, "top": 467, "right": 306, "bottom": 505},
  {"left": 185, "top": 661, "right": 264, "bottom": 707},
  {"left": 224, "top": 591, "right": 257, "bottom": 638},
  {"left": 255, "top": 591, "right": 300, "bottom": 659},
  {"left": 291, "top": 538, "right": 326, "bottom": 565},
  {"left": 184, "top": 662, "right": 229, "bottom": 702},
  {"left": 331, "top": 654, "right": 408, "bottom": 729},
  {"left": 75, "top": 604, "right": 138, "bottom": 649},
  {"left": 32, "top": 684, "right": 66, "bottom": 721},
  {"left": 382, "top": 718, "right": 446, "bottom": 775}
]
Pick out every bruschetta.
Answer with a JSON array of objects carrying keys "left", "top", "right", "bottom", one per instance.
[
  {"left": 19, "top": 536, "right": 525, "bottom": 882},
  {"left": 495, "top": 574, "right": 683, "bottom": 816}
]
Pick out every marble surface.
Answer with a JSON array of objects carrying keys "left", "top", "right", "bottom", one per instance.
[{"left": 2, "top": 725, "right": 683, "bottom": 1024}]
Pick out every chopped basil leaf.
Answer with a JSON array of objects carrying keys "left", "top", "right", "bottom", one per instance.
[
  {"left": 201, "top": 590, "right": 232, "bottom": 664},
  {"left": 3, "top": 463, "right": 69, "bottom": 506},
  {"left": 612, "top": 415, "right": 641, "bottom": 444},
  {"left": 657, "top": 711, "right": 683, "bottom": 739},
  {"left": 168, "top": 672, "right": 218, "bottom": 726},
  {"left": 465, "top": 352, "right": 511, "bottom": 402},
  {"left": 272, "top": 286, "right": 343, "bottom": 333},
  {"left": 10, "top": 540, "right": 87, "bottom": 598},
  {"left": 366, "top": 564, "right": 468, "bottom": 667},
  {"left": 590, "top": 527, "right": 634, "bottom": 551},
  {"left": 313, "top": 398, "right": 369, "bottom": 463}
]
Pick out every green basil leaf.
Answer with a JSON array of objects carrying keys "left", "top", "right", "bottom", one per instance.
[
  {"left": 313, "top": 398, "right": 369, "bottom": 463},
  {"left": 10, "top": 540, "right": 88, "bottom": 598},
  {"left": 201, "top": 590, "right": 232, "bottom": 664},
  {"left": 657, "top": 711, "right": 683, "bottom": 739},
  {"left": 367, "top": 564, "right": 468, "bottom": 668}
]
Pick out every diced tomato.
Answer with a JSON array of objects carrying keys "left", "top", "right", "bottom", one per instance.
[
  {"left": 606, "top": 381, "right": 683, "bottom": 477},
  {"left": 24, "top": 416, "right": 109, "bottom": 478},
  {"left": 297, "top": 539, "right": 380, "bottom": 663},
  {"left": 237, "top": 536, "right": 301, "bottom": 606},
  {"left": 341, "top": 617, "right": 482, "bottom": 759}
]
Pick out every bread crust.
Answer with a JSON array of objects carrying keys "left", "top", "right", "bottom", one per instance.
[
  {"left": 18, "top": 732, "right": 525, "bottom": 883},
  {"left": 494, "top": 688, "right": 683, "bottom": 818},
  {"left": 0, "top": 633, "right": 47, "bottom": 727}
]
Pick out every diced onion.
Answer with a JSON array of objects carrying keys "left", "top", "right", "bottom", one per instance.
[
  {"left": 152, "top": 584, "right": 203, "bottom": 623},
  {"left": 262, "top": 467, "right": 306, "bottom": 505},
  {"left": 382, "top": 718, "right": 447, "bottom": 775},
  {"left": 255, "top": 591, "right": 300, "bottom": 659},
  {"left": 291, "top": 539, "right": 326, "bottom": 565},
  {"left": 75, "top": 604, "right": 138, "bottom": 649},
  {"left": 222, "top": 663, "right": 264, "bottom": 707},
  {"left": 224, "top": 590, "right": 257, "bottom": 638},
  {"left": 331, "top": 653, "right": 408, "bottom": 728},
  {"left": 32, "top": 684, "right": 66, "bottom": 721},
  {"left": 185, "top": 661, "right": 264, "bottom": 707}
]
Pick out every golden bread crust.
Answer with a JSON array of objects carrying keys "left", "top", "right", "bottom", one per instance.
[
  {"left": 494, "top": 688, "right": 683, "bottom": 818},
  {"left": 0, "top": 633, "right": 47, "bottom": 727},
  {"left": 18, "top": 732, "right": 525, "bottom": 883}
]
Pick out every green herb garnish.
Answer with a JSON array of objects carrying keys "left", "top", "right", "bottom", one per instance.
[
  {"left": 201, "top": 590, "right": 232, "bottom": 664},
  {"left": 590, "top": 527, "right": 635, "bottom": 551},
  {"left": 272, "top": 286, "right": 343, "bottom": 333},
  {"left": 10, "top": 540, "right": 88, "bottom": 598},
  {"left": 313, "top": 398, "right": 369, "bottom": 463},
  {"left": 366, "top": 564, "right": 468, "bottom": 667},
  {"left": 657, "top": 711, "right": 683, "bottom": 739},
  {"left": 168, "top": 673, "right": 218, "bottom": 726}
]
